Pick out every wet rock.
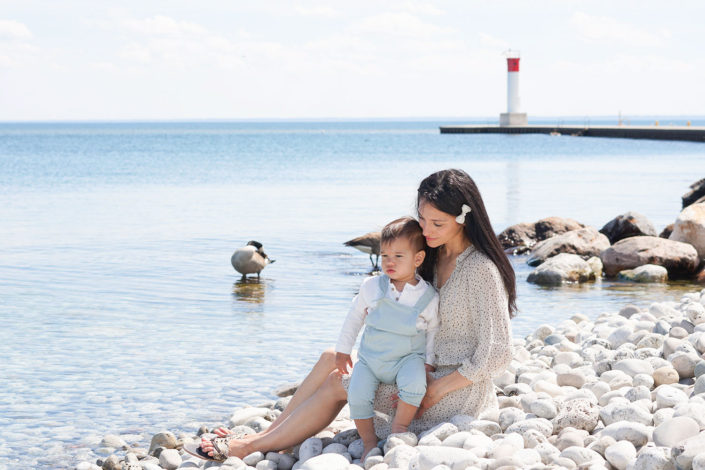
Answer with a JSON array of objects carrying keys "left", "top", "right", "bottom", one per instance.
[
  {"left": 600, "top": 212, "right": 657, "bottom": 244},
  {"left": 683, "top": 178, "right": 705, "bottom": 209},
  {"left": 499, "top": 222, "right": 537, "bottom": 254},
  {"left": 101, "top": 455, "right": 121, "bottom": 470},
  {"left": 527, "top": 227, "right": 610, "bottom": 267},
  {"left": 618, "top": 264, "right": 669, "bottom": 283},
  {"left": 527, "top": 253, "right": 595, "bottom": 285},
  {"left": 600, "top": 236, "right": 700, "bottom": 278}
]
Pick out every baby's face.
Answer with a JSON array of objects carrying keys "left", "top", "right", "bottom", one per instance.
[{"left": 380, "top": 237, "right": 422, "bottom": 283}]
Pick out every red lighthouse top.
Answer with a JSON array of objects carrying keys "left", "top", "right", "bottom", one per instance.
[{"left": 507, "top": 58, "right": 520, "bottom": 72}]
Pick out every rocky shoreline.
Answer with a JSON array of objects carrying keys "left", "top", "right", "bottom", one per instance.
[
  {"left": 80, "top": 287, "right": 705, "bottom": 470},
  {"left": 500, "top": 179, "right": 705, "bottom": 287}
]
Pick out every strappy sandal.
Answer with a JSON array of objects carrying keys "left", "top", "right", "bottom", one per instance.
[{"left": 183, "top": 434, "right": 234, "bottom": 461}]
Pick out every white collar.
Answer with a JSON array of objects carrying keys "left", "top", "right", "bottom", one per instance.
[{"left": 388, "top": 273, "right": 425, "bottom": 291}]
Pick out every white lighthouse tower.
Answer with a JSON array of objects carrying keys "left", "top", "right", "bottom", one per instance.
[{"left": 499, "top": 50, "right": 528, "bottom": 126}]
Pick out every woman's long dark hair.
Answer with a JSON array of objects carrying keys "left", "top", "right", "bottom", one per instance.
[{"left": 417, "top": 169, "right": 517, "bottom": 318}]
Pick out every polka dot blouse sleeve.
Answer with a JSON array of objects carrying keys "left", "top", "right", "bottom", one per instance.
[{"left": 456, "top": 255, "right": 513, "bottom": 384}]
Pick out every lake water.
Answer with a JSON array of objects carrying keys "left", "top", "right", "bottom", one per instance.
[{"left": 1, "top": 119, "right": 704, "bottom": 469}]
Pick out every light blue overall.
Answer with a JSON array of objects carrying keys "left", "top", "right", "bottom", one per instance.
[{"left": 347, "top": 274, "right": 436, "bottom": 420}]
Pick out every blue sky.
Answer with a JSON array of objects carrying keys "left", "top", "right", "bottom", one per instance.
[{"left": 1, "top": 1, "right": 703, "bottom": 120}]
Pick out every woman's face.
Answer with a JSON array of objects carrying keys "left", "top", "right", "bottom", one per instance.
[{"left": 417, "top": 200, "right": 465, "bottom": 248}]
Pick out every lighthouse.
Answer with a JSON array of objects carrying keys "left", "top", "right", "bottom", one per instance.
[{"left": 499, "top": 50, "right": 528, "bottom": 126}]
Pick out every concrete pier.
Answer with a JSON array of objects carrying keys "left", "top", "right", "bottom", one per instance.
[{"left": 439, "top": 124, "right": 705, "bottom": 142}]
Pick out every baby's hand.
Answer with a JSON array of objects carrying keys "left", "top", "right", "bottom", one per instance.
[{"left": 335, "top": 352, "right": 353, "bottom": 374}]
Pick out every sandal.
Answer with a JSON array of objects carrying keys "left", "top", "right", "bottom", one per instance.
[{"left": 183, "top": 434, "right": 234, "bottom": 462}]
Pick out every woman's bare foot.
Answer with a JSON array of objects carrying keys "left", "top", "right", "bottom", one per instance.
[
  {"left": 390, "top": 423, "right": 409, "bottom": 434},
  {"left": 200, "top": 433, "right": 255, "bottom": 460}
]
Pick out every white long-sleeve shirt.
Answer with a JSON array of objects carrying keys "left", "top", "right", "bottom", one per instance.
[{"left": 335, "top": 274, "right": 440, "bottom": 365}]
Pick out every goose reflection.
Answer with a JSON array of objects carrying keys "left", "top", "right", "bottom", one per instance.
[{"left": 232, "top": 278, "right": 267, "bottom": 304}]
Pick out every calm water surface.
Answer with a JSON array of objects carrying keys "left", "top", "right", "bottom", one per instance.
[{"left": 0, "top": 120, "right": 704, "bottom": 469}]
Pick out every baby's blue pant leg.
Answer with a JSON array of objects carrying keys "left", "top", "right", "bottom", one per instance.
[
  {"left": 396, "top": 356, "right": 427, "bottom": 408},
  {"left": 347, "top": 360, "right": 379, "bottom": 420}
]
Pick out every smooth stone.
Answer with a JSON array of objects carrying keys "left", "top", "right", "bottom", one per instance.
[
  {"left": 696, "top": 376, "right": 705, "bottom": 395},
  {"left": 527, "top": 253, "right": 595, "bottom": 285},
  {"left": 100, "top": 435, "right": 127, "bottom": 449},
  {"left": 322, "top": 443, "right": 347, "bottom": 454},
  {"left": 158, "top": 449, "right": 182, "bottom": 470},
  {"left": 632, "top": 446, "right": 676, "bottom": 470},
  {"left": 654, "top": 385, "right": 689, "bottom": 409},
  {"left": 672, "top": 432, "right": 705, "bottom": 470},
  {"left": 419, "top": 423, "right": 458, "bottom": 441},
  {"left": 229, "top": 408, "right": 273, "bottom": 427},
  {"left": 530, "top": 398, "right": 558, "bottom": 420},
  {"left": 614, "top": 359, "right": 654, "bottom": 378},
  {"left": 449, "top": 414, "right": 476, "bottom": 431},
  {"left": 670, "top": 352, "right": 699, "bottom": 379},
  {"left": 625, "top": 385, "right": 652, "bottom": 402},
  {"left": 653, "top": 417, "right": 700, "bottom": 447},
  {"left": 148, "top": 432, "right": 177, "bottom": 454},
  {"left": 243, "top": 452, "right": 265, "bottom": 466},
  {"left": 653, "top": 408, "right": 676, "bottom": 427},
  {"left": 101, "top": 455, "right": 121, "bottom": 470},
  {"left": 619, "top": 264, "right": 669, "bottom": 283},
  {"left": 256, "top": 460, "right": 277, "bottom": 470},
  {"left": 559, "top": 446, "right": 605, "bottom": 466},
  {"left": 298, "top": 437, "right": 323, "bottom": 463},
  {"left": 466, "top": 420, "right": 501, "bottom": 437},
  {"left": 694, "top": 453, "right": 705, "bottom": 470},
  {"left": 441, "top": 432, "right": 474, "bottom": 448},
  {"left": 654, "top": 367, "right": 680, "bottom": 387},
  {"left": 673, "top": 403, "right": 705, "bottom": 430},
  {"left": 557, "top": 372, "right": 586, "bottom": 388},
  {"left": 498, "top": 407, "right": 526, "bottom": 432},
  {"left": 273, "top": 382, "right": 300, "bottom": 397},
  {"left": 586, "top": 435, "right": 616, "bottom": 458},
  {"left": 383, "top": 444, "right": 418, "bottom": 469},
  {"left": 604, "top": 440, "right": 636, "bottom": 470},
  {"left": 411, "top": 446, "right": 479, "bottom": 470},
  {"left": 506, "top": 418, "right": 554, "bottom": 438},
  {"left": 599, "top": 422, "right": 650, "bottom": 447},
  {"left": 348, "top": 439, "right": 364, "bottom": 460},
  {"left": 633, "top": 373, "right": 655, "bottom": 389},
  {"left": 556, "top": 431, "right": 584, "bottom": 451},
  {"left": 600, "top": 402, "right": 653, "bottom": 426},
  {"left": 299, "top": 453, "right": 350, "bottom": 470}
]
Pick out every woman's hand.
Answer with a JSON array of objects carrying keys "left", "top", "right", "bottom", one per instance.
[{"left": 335, "top": 352, "right": 353, "bottom": 374}]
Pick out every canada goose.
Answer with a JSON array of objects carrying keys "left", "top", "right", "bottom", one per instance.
[
  {"left": 344, "top": 231, "right": 381, "bottom": 270},
  {"left": 231, "top": 241, "right": 275, "bottom": 280}
]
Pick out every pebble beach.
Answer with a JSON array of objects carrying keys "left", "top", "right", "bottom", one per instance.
[{"left": 82, "top": 286, "right": 705, "bottom": 470}]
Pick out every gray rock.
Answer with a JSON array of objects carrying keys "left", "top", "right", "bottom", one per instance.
[
  {"left": 670, "top": 352, "right": 699, "bottom": 379},
  {"left": 148, "top": 432, "right": 177, "bottom": 454},
  {"left": 298, "top": 438, "right": 323, "bottom": 463},
  {"left": 695, "top": 375, "right": 705, "bottom": 395},
  {"left": 256, "top": 460, "right": 277, "bottom": 470},
  {"left": 672, "top": 432, "right": 705, "bottom": 470},
  {"left": 243, "top": 452, "right": 265, "bottom": 466},
  {"left": 599, "top": 421, "right": 650, "bottom": 447},
  {"left": 633, "top": 446, "right": 676, "bottom": 470},
  {"left": 619, "top": 264, "right": 669, "bottom": 283},
  {"left": 600, "top": 212, "right": 657, "bottom": 244},
  {"left": 527, "top": 227, "right": 610, "bottom": 266},
  {"left": 332, "top": 429, "right": 360, "bottom": 447},
  {"left": 600, "top": 236, "right": 700, "bottom": 277},
  {"left": 614, "top": 359, "right": 654, "bottom": 377},
  {"left": 527, "top": 253, "right": 595, "bottom": 285}
]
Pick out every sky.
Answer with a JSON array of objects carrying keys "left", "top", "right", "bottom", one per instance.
[{"left": 0, "top": 1, "right": 704, "bottom": 121}]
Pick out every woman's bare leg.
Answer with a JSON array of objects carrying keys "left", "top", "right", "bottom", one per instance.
[
  {"left": 212, "top": 348, "right": 338, "bottom": 440},
  {"left": 202, "top": 371, "right": 348, "bottom": 458}
]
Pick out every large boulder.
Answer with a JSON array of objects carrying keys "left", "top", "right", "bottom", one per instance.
[
  {"left": 670, "top": 203, "right": 705, "bottom": 260},
  {"left": 683, "top": 178, "right": 705, "bottom": 209},
  {"left": 527, "top": 253, "right": 596, "bottom": 286},
  {"left": 527, "top": 227, "right": 610, "bottom": 266},
  {"left": 600, "top": 236, "right": 700, "bottom": 278},
  {"left": 599, "top": 211, "right": 657, "bottom": 244},
  {"left": 499, "top": 217, "right": 584, "bottom": 254},
  {"left": 499, "top": 222, "right": 536, "bottom": 254}
]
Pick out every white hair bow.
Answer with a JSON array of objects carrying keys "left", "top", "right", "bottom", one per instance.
[{"left": 456, "top": 204, "right": 472, "bottom": 223}]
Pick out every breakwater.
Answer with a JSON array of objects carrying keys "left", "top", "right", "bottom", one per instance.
[{"left": 439, "top": 125, "right": 705, "bottom": 143}]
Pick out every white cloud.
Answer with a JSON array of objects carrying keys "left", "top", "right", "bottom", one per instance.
[
  {"left": 353, "top": 12, "right": 455, "bottom": 38},
  {"left": 0, "top": 19, "right": 32, "bottom": 39},
  {"left": 401, "top": 2, "right": 445, "bottom": 16},
  {"left": 123, "top": 15, "right": 208, "bottom": 36},
  {"left": 294, "top": 6, "right": 339, "bottom": 17},
  {"left": 570, "top": 11, "right": 666, "bottom": 47},
  {"left": 478, "top": 32, "right": 510, "bottom": 50}
]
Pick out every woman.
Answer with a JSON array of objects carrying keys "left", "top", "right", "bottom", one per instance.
[{"left": 193, "top": 169, "right": 516, "bottom": 461}]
